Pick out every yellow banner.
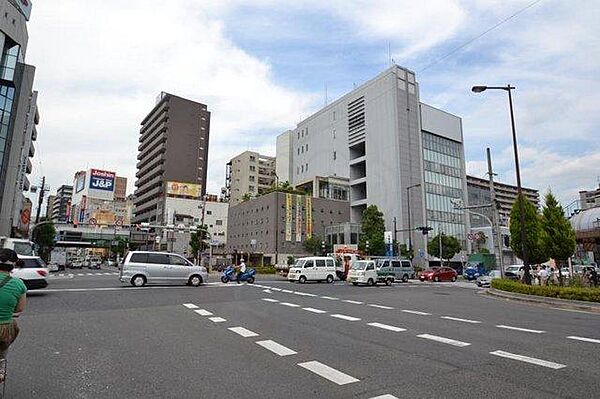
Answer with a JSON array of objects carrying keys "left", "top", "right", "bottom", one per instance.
[
  {"left": 166, "top": 181, "right": 202, "bottom": 198},
  {"left": 295, "top": 195, "right": 302, "bottom": 242},
  {"left": 305, "top": 196, "right": 312, "bottom": 238},
  {"left": 285, "top": 193, "right": 293, "bottom": 241}
]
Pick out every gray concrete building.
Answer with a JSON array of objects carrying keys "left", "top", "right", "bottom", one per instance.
[
  {"left": 227, "top": 191, "right": 350, "bottom": 264},
  {"left": 276, "top": 65, "right": 470, "bottom": 260},
  {"left": 0, "top": 1, "right": 38, "bottom": 237},
  {"left": 579, "top": 183, "right": 600, "bottom": 211},
  {"left": 133, "top": 92, "right": 210, "bottom": 224},
  {"left": 51, "top": 184, "right": 73, "bottom": 222},
  {"left": 466, "top": 175, "right": 539, "bottom": 228},
  {"left": 225, "top": 151, "right": 276, "bottom": 205}
]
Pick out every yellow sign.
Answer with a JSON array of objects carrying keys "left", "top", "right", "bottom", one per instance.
[
  {"left": 90, "top": 210, "right": 116, "bottom": 226},
  {"left": 285, "top": 193, "right": 293, "bottom": 241},
  {"left": 305, "top": 196, "right": 312, "bottom": 238},
  {"left": 166, "top": 181, "right": 201, "bottom": 198}
]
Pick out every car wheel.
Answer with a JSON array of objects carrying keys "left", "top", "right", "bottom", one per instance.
[
  {"left": 434, "top": 276, "right": 440, "bottom": 282},
  {"left": 402, "top": 274, "right": 409, "bottom": 283},
  {"left": 326, "top": 275, "right": 334, "bottom": 284},
  {"left": 131, "top": 275, "right": 146, "bottom": 287},
  {"left": 299, "top": 276, "right": 307, "bottom": 284},
  {"left": 367, "top": 278, "right": 374, "bottom": 286},
  {"left": 189, "top": 275, "right": 203, "bottom": 287},
  {"left": 247, "top": 276, "right": 255, "bottom": 284},
  {"left": 451, "top": 275, "right": 457, "bottom": 282},
  {"left": 352, "top": 282, "right": 358, "bottom": 286}
]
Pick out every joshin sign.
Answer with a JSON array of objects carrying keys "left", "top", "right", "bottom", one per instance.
[{"left": 89, "top": 169, "right": 115, "bottom": 192}]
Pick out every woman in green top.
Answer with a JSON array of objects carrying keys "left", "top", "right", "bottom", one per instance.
[{"left": 0, "top": 249, "right": 27, "bottom": 364}]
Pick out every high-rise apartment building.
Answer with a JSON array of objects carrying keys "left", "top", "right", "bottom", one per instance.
[
  {"left": 133, "top": 92, "right": 210, "bottom": 224},
  {"left": 277, "top": 65, "right": 469, "bottom": 258},
  {"left": 466, "top": 175, "right": 539, "bottom": 227},
  {"left": 225, "top": 151, "right": 275, "bottom": 205},
  {"left": 45, "top": 195, "right": 56, "bottom": 220},
  {"left": 51, "top": 184, "right": 73, "bottom": 222},
  {"left": 0, "top": 1, "right": 39, "bottom": 237}
]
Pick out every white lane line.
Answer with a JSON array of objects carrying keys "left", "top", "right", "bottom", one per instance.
[
  {"left": 261, "top": 298, "right": 279, "bottom": 303},
  {"left": 367, "top": 322, "right": 406, "bottom": 332},
  {"left": 270, "top": 287, "right": 282, "bottom": 291},
  {"left": 401, "top": 309, "right": 431, "bottom": 316},
  {"left": 298, "top": 361, "right": 359, "bottom": 385},
  {"left": 441, "top": 316, "right": 482, "bottom": 324},
  {"left": 294, "top": 291, "right": 317, "bottom": 297},
  {"left": 417, "top": 334, "right": 471, "bottom": 347},
  {"left": 280, "top": 302, "right": 301, "bottom": 308},
  {"left": 331, "top": 314, "right": 361, "bottom": 321},
  {"left": 86, "top": 273, "right": 94, "bottom": 276},
  {"left": 567, "top": 336, "right": 600, "bottom": 344},
  {"left": 281, "top": 289, "right": 293, "bottom": 293},
  {"left": 193, "top": 309, "right": 213, "bottom": 316},
  {"left": 369, "top": 304, "right": 394, "bottom": 310},
  {"left": 256, "top": 340, "right": 297, "bottom": 356},
  {"left": 370, "top": 395, "right": 399, "bottom": 399},
  {"left": 228, "top": 327, "right": 259, "bottom": 338},
  {"left": 321, "top": 296, "right": 339, "bottom": 300},
  {"left": 103, "top": 273, "right": 113, "bottom": 275},
  {"left": 497, "top": 325, "right": 545, "bottom": 334},
  {"left": 302, "top": 307, "right": 327, "bottom": 314},
  {"left": 263, "top": 289, "right": 272, "bottom": 293},
  {"left": 209, "top": 317, "right": 227, "bottom": 323},
  {"left": 77, "top": 273, "right": 84, "bottom": 276},
  {"left": 182, "top": 303, "right": 198, "bottom": 309},
  {"left": 490, "top": 350, "right": 566, "bottom": 369},
  {"left": 342, "top": 299, "right": 364, "bottom": 305}
]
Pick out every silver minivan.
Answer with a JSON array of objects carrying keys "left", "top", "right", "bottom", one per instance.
[{"left": 119, "top": 251, "right": 208, "bottom": 287}]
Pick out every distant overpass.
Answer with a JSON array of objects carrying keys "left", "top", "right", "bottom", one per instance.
[{"left": 54, "top": 223, "right": 131, "bottom": 248}]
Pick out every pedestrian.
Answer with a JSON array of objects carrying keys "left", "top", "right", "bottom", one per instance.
[
  {"left": 538, "top": 266, "right": 549, "bottom": 286},
  {"left": 588, "top": 267, "right": 598, "bottom": 287},
  {"left": 0, "top": 249, "right": 27, "bottom": 380}
]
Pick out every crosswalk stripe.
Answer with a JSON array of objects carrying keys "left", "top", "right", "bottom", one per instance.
[
  {"left": 208, "top": 317, "right": 226, "bottom": 323},
  {"left": 280, "top": 302, "right": 300, "bottom": 308},
  {"left": 330, "top": 314, "right": 361, "bottom": 321},
  {"left": 342, "top": 300, "right": 364, "bottom": 304},
  {"left": 417, "top": 334, "right": 470, "bottom": 347},
  {"left": 298, "top": 361, "right": 359, "bottom": 385},
  {"left": 490, "top": 350, "right": 566, "bottom": 369},
  {"left": 441, "top": 316, "right": 482, "bottom": 324},
  {"left": 256, "top": 340, "right": 297, "bottom": 356},
  {"left": 367, "top": 322, "right": 406, "bottom": 332},
  {"left": 193, "top": 309, "right": 213, "bottom": 316},
  {"left": 228, "top": 327, "right": 259, "bottom": 338},
  {"left": 369, "top": 304, "right": 394, "bottom": 310},
  {"left": 182, "top": 303, "right": 198, "bottom": 309},
  {"left": 401, "top": 309, "right": 431, "bottom": 316},
  {"left": 261, "top": 298, "right": 279, "bottom": 303},
  {"left": 496, "top": 325, "right": 545, "bottom": 334},
  {"left": 302, "top": 307, "right": 327, "bottom": 314}
]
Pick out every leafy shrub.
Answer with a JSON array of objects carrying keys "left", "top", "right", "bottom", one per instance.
[
  {"left": 254, "top": 265, "right": 277, "bottom": 274},
  {"left": 491, "top": 279, "right": 600, "bottom": 303}
]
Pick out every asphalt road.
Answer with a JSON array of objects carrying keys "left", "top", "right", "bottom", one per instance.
[{"left": 7, "top": 271, "right": 600, "bottom": 398}]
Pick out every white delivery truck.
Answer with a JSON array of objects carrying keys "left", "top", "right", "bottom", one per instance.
[{"left": 0, "top": 237, "right": 36, "bottom": 256}]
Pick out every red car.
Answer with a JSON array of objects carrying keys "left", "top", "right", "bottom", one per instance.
[{"left": 419, "top": 267, "right": 457, "bottom": 282}]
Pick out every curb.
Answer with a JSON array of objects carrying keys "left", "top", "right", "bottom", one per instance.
[{"left": 487, "top": 288, "right": 600, "bottom": 313}]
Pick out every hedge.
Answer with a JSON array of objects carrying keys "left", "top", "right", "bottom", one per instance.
[
  {"left": 491, "top": 279, "right": 600, "bottom": 303},
  {"left": 254, "top": 265, "right": 277, "bottom": 275}
]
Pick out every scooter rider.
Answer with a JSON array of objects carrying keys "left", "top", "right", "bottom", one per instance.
[{"left": 237, "top": 258, "right": 247, "bottom": 284}]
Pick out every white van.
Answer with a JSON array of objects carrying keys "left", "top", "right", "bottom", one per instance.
[{"left": 287, "top": 257, "right": 337, "bottom": 284}]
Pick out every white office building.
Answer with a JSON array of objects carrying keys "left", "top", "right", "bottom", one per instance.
[{"left": 276, "top": 65, "right": 470, "bottom": 261}]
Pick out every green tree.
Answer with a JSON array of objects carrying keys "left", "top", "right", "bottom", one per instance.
[
  {"left": 359, "top": 205, "right": 385, "bottom": 256},
  {"left": 32, "top": 218, "right": 56, "bottom": 262},
  {"left": 113, "top": 237, "right": 129, "bottom": 258},
  {"left": 303, "top": 235, "right": 325, "bottom": 255},
  {"left": 241, "top": 193, "right": 253, "bottom": 202},
  {"left": 427, "top": 233, "right": 461, "bottom": 266},
  {"left": 189, "top": 224, "right": 209, "bottom": 261},
  {"left": 509, "top": 194, "right": 548, "bottom": 284},
  {"left": 541, "top": 191, "right": 576, "bottom": 285}
]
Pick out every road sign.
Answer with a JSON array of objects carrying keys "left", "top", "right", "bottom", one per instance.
[
  {"left": 89, "top": 218, "right": 97, "bottom": 226},
  {"left": 384, "top": 231, "right": 393, "bottom": 245},
  {"left": 418, "top": 249, "right": 425, "bottom": 258}
]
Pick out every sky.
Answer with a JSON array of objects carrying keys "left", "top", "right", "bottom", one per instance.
[{"left": 23, "top": 0, "right": 600, "bottom": 209}]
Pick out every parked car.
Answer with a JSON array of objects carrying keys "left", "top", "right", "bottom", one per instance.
[
  {"left": 70, "top": 258, "right": 84, "bottom": 269},
  {"left": 463, "top": 267, "right": 481, "bottom": 281},
  {"left": 347, "top": 260, "right": 394, "bottom": 286},
  {"left": 12, "top": 256, "right": 49, "bottom": 290},
  {"left": 504, "top": 265, "right": 524, "bottom": 280},
  {"left": 374, "top": 258, "right": 414, "bottom": 282},
  {"left": 47, "top": 262, "right": 59, "bottom": 272},
  {"left": 119, "top": 251, "right": 208, "bottom": 287},
  {"left": 87, "top": 256, "right": 102, "bottom": 269},
  {"left": 287, "top": 257, "right": 337, "bottom": 284},
  {"left": 419, "top": 266, "right": 457, "bottom": 282},
  {"left": 476, "top": 270, "right": 502, "bottom": 287}
]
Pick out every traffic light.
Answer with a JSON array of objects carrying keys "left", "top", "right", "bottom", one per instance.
[{"left": 417, "top": 226, "right": 433, "bottom": 235}]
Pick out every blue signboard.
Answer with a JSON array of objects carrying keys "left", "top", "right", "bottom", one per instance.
[{"left": 89, "top": 169, "right": 115, "bottom": 192}]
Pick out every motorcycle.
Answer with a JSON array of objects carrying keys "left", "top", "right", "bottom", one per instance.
[{"left": 221, "top": 266, "right": 256, "bottom": 284}]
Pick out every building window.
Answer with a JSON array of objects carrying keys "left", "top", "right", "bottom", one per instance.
[
  {"left": 297, "top": 131, "right": 300, "bottom": 139},
  {"left": 249, "top": 175, "right": 255, "bottom": 182},
  {"left": 249, "top": 185, "right": 255, "bottom": 192},
  {"left": 305, "top": 163, "right": 308, "bottom": 172},
  {"left": 333, "top": 111, "right": 336, "bottom": 121},
  {"left": 206, "top": 210, "right": 212, "bottom": 215},
  {"left": 249, "top": 155, "right": 256, "bottom": 162},
  {"left": 297, "top": 148, "right": 300, "bottom": 155},
  {"left": 333, "top": 129, "right": 336, "bottom": 139},
  {"left": 306, "top": 143, "right": 308, "bottom": 152},
  {"left": 333, "top": 151, "right": 336, "bottom": 160},
  {"left": 301, "top": 165, "right": 304, "bottom": 173},
  {"left": 249, "top": 165, "right": 256, "bottom": 172}
]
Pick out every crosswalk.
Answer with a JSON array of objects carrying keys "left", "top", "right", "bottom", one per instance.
[{"left": 49, "top": 272, "right": 119, "bottom": 279}]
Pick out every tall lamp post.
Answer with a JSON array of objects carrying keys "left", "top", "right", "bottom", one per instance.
[
  {"left": 273, "top": 173, "right": 279, "bottom": 266},
  {"left": 472, "top": 85, "right": 529, "bottom": 281},
  {"left": 406, "top": 183, "right": 421, "bottom": 257}
]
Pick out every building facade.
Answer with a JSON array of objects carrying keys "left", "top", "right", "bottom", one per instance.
[
  {"left": 276, "top": 65, "right": 469, "bottom": 260},
  {"left": 466, "top": 175, "right": 539, "bottom": 228},
  {"left": 275, "top": 130, "right": 293, "bottom": 184},
  {"left": 227, "top": 191, "right": 350, "bottom": 264},
  {"left": 225, "top": 151, "right": 276, "bottom": 205},
  {"left": 133, "top": 92, "right": 210, "bottom": 224},
  {"left": 71, "top": 169, "right": 129, "bottom": 226},
  {"left": 45, "top": 195, "right": 56, "bottom": 220},
  {"left": 579, "top": 184, "right": 600, "bottom": 211},
  {"left": 51, "top": 184, "right": 73, "bottom": 222},
  {"left": 0, "top": 1, "right": 38, "bottom": 237}
]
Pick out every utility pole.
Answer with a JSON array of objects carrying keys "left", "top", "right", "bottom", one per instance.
[
  {"left": 439, "top": 229, "right": 443, "bottom": 267},
  {"left": 35, "top": 176, "right": 48, "bottom": 224},
  {"left": 486, "top": 148, "right": 504, "bottom": 278}
]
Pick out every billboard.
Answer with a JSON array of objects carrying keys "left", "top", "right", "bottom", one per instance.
[
  {"left": 89, "top": 169, "right": 115, "bottom": 192},
  {"left": 90, "top": 210, "right": 116, "bottom": 226},
  {"left": 166, "top": 181, "right": 201, "bottom": 198},
  {"left": 305, "top": 196, "right": 312, "bottom": 238},
  {"left": 75, "top": 172, "right": 86, "bottom": 193},
  {"left": 285, "top": 194, "right": 292, "bottom": 241},
  {"left": 295, "top": 195, "right": 302, "bottom": 242}
]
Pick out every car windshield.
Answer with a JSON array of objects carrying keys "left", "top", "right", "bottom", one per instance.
[
  {"left": 20, "top": 258, "right": 46, "bottom": 268},
  {"left": 351, "top": 261, "right": 370, "bottom": 270},
  {"left": 293, "top": 260, "right": 306, "bottom": 268},
  {"left": 13, "top": 242, "right": 35, "bottom": 256}
]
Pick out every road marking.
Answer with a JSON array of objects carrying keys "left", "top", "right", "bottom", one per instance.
[
  {"left": 263, "top": 289, "right": 272, "bottom": 293},
  {"left": 193, "top": 309, "right": 213, "bottom": 316},
  {"left": 103, "top": 273, "right": 112, "bottom": 275},
  {"left": 567, "top": 336, "right": 600, "bottom": 344},
  {"left": 86, "top": 273, "right": 94, "bottom": 276},
  {"left": 331, "top": 314, "right": 361, "bottom": 321},
  {"left": 497, "top": 325, "right": 545, "bottom": 334},
  {"left": 256, "top": 340, "right": 297, "bottom": 356},
  {"left": 321, "top": 296, "right": 339, "bottom": 300},
  {"left": 441, "top": 316, "right": 482, "bottom": 324},
  {"left": 367, "top": 322, "right": 406, "bottom": 332},
  {"left": 270, "top": 287, "right": 282, "bottom": 291},
  {"left": 401, "top": 309, "right": 431, "bottom": 316},
  {"left": 302, "top": 307, "right": 327, "bottom": 314},
  {"left": 262, "top": 298, "right": 279, "bottom": 303},
  {"left": 228, "top": 327, "right": 259, "bottom": 338},
  {"left": 298, "top": 361, "right": 359, "bottom": 385},
  {"left": 209, "top": 317, "right": 226, "bottom": 323},
  {"left": 342, "top": 299, "right": 364, "bottom": 304},
  {"left": 280, "top": 302, "right": 300, "bottom": 308},
  {"left": 417, "top": 334, "right": 471, "bottom": 347},
  {"left": 294, "top": 291, "right": 317, "bottom": 297},
  {"left": 281, "top": 289, "right": 293, "bottom": 293},
  {"left": 182, "top": 303, "right": 198, "bottom": 309},
  {"left": 369, "top": 304, "right": 394, "bottom": 310},
  {"left": 77, "top": 273, "right": 84, "bottom": 276},
  {"left": 490, "top": 350, "right": 566, "bottom": 369},
  {"left": 370, "top": 395, "right": 399, "bottom": 399}
]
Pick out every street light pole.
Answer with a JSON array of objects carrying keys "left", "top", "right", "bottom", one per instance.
[
  {"left": 472, "top": 85, "right": 529, "bottom": 281},
  {"left": 273, "top": 173, "right": 279, "bottom": 267},
  {"left": 406, "top": 183, "right": 421, "bottom": 257}
]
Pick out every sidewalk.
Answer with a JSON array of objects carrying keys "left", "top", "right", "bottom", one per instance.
[{"left": 487, "top": 288, "right": 600, "bottom": 313}]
